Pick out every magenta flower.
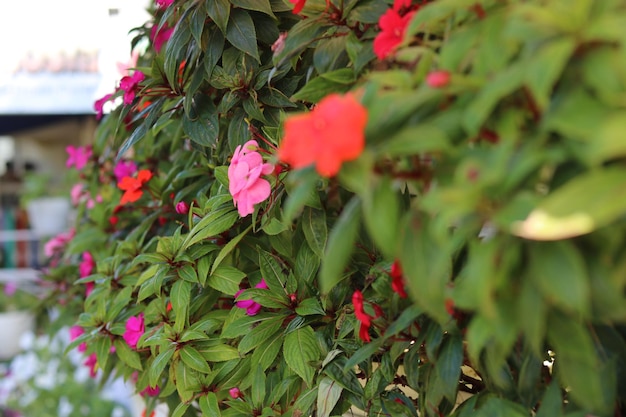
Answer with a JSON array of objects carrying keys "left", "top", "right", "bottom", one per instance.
[
  {"left": 228, "top": 140, "right": 274, "bottom": 217},
  {"left": 66, "top": 145, "right": 92, "bottom": 170},
  {"left": 229, "top": 387, "right": 242, "bottom": 399},
  {"left": 123, "top": 313, "right": 145, "bottom": 349},
  {"left": 140, "top": 385, "right": 161, "bottom": 397},
  {"left": 70, "top": 326, "right": 87, "bottom": 352},
  {"left": 84, "top": 353, "right": 98, "bottom": 378},
  {"left": 235, "top": 279, "right": 268, "bottom": 316},
  {"left": 119, "top": 71, "right": 145, "bottom": 105},
  {"left": 94, "top": 93, "right": 113, "bottom": 120},
  {"left": 155, "top": 0, "right": 174, "bottom": 8},
  {"left": 79, "top": 252, "right": 95, "bottom": 278},
  {"left": 150, "top": 23, "right": 174, "bottom": 53},
  {"left": 175, "top": 201, "right": 189, "bottom": 215},
  {"left": 114, "top": 160, "right": 138, "bottom": 183}
]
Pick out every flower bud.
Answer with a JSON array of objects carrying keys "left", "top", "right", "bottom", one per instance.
[
  {"left": 426, "top": 71, "right": 451, "bottom": 88},
  {"left": 175, "top": 201, "right": 189, "bottom": 215}
]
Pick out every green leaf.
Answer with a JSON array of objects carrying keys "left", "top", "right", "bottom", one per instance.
[
  {"left": 238, "top": 317, "right": 283, "bottom": 354},
  {"left": 435, "top": 335, "right": 463, "bottom": 403},
  {"left": 183, "top": 93, "right": 219, "bottom": 147},
  {"left": 283, "top": 326, "right": 320, "bottom": 387},
  {"left": 178, "top": 264, "right": 199, "bottom": 283},
  {"left": 199, "top": 393, "right": 221, "bottom": 417},
  {"left": 295, "top": 242, "right": 320, "bottom": 284},
  {"left": 198, "top": 342, "right": 241, "bottom": 362},
  {"left": 204, "top": 28, "right": 225, "bottom": 78},
  {"left": 320, "top": 196, "right": 361, "bottom": 294},
  {"left": 535, "top": 381, "right": 563, "bottom": 417},
  {"left": 171, "top": 402, "right": 190, "bottom": 417},
  {"left": 291, "top": 69, "right": 355, "bottom": 103},
  {"left": 512, "top": 168, "right": 626, "bottom": 240},
  {"left": 378, "top": 124, "right": 451, "bottom": 156},
  {"left": 231, "top": 0, "right": 275, "bottom": 18},
  {"left": 548, "top": 312, "right": 610, "bottom": 413},
  {"left": 259, "top": 249, "right": 288, "bottom": 295},
  {"left": 525, "top": 38, "right": 576, "bottom": 111},
  {"left": 462, "top": 63, "right": 525, "bottom": 135},
  {"left": 317, "top": 377, "right": 343, "bottom": 417},
  {"left": 302, "top": 207, "right": 328, "bottom": 258},
  {"left": 399, "top": 213, "right": 451, "bottom": 324},
  {"left": 362, "top": 176, "right": 401, "bottom": 259},
  {"left": 180, "top": 345, "right": 212, "bottom": 374},
  {"left": 114, "top": 339, "right": 143, "bottom": 370},
  {"left": 206, "top": 0, "right": 230, "bottom": 34},
  {"left": 226, "top": 9, "right": 260, "bottom": 62},
  {"left": 171, "top": 280, "right": 192, "bottom": 333},
  {"left": 250, "top": 334, "right": 284, "bottom": 371},
  {"left": 252, "top": 365, "right": 267, "bottom": 409},
  {"left": 183, "top": 206, "right": 238, "bottom": 249},
  {"left": 295, "top": 297, "right": 325, "bottom": 316},
  {"left": 347, "top": 0, "right": 388, "bottom": 24},
  {"left": 94, "top": 336, "right": 112, "bottom": 371},
  {"left": 211, "top": 225, "right": 252, "bottom": 274},
  {"left": 527, "top": 241, "right": 589, "bottom": 316},
  {"left": 207, "top": 265, "right": 246, "bottom": 295},
  {"left": 313, "top": 36, "right": 349, "bottom": 74},
  {"left": 149, "top": 347, "right": 175, "bottom": 388}
]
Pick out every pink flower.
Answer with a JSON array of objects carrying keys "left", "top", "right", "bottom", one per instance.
[
  {"left": 425, "top": 71, "right": 451, "bottom": 88},
  {"left": 94, "top": 93, "right": 113, "bottom": 120},
  {"left": 114, "top": 160, "right": 138, "bottom": 183},
  {"left": 119, "top": 71, "right": 145, "bottom": 105},
  {"left": 66, "top": 145, "right": 92, "bottom": 170},
  {"left": 84, "top": 353, "right": 98, "bottom": 378},
  {"left": 123, "top": 313, "right": 145, "bottom": 349},
  {"left": 229, "top": 387, "right": 242, "bottom": 399},
  {"left": 150, "top": 23, "right": 174, "bottom": 53},
  {"left": 44, "top": 229, "right": 75, "bottom": 258},
  {"left": 79, "top": 252, "right": 95, "bottom": 278},
  {"left": 175, "top": 201, "right": 189, "bottom": 214},
  {"left": 228, "top": 140, "right": 274, "bottom": 217},
  {"left": 3, "top": 282, "right": 17, "bottom": 296},
  {"left": 70, "top": 183, "right": 86, "bottom": 206},
  {"left": 70, "top": 326, "right": 87, "bottom": 352},
  {"left": 141, "top": 385, "right": 161, "bottom": 397},
  {"left": 86, "top": 195, "right": 103, "bottom": 210},
  {"left": 235, "top": 279, "right": 268, "bottom": 316},
  {"left": 86, "top": 282, "right": 95, "bottom": 298},
  {"left": 155, "top": 0, "right": 174, "bottom": 8}
]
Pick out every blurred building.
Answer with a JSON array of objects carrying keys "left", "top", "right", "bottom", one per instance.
[{"left": 0, "top": 0, "right": 149, "bottom": 268}]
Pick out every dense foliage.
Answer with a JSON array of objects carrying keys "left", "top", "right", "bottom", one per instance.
[{"left": 43, "top": 0, "right": 626, "bottom": 416}]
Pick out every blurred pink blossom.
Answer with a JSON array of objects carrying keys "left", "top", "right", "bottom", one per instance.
[
  {"left": 235, "top": 279, "right": 268, "bottom": 316},
  {"left": 66, "top": 146, "right": 92, "bottom": 170},
  {"left": 114, "top": 160, "right": 138, "bottom": 183}
]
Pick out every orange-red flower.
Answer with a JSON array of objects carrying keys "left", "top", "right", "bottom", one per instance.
[
  {"left": 278, "top": 93, "right": 368, "bottom": 177},
  {"left": 390, "top": 260, "right": 408, "bottom": 298},
  {"left": 118, "top": 169, "right": 152, "bottom": 205}
]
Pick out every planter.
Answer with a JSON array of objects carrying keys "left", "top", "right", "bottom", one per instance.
[
  {"left": 26, "top": 197, "right": 71, "bottom": 237},
  {"left": 0, "top": 310, "right": 35, "bottom": 359}
]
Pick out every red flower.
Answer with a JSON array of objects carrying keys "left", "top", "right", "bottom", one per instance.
[
  {"left": 390, "top": 260, "right": 408, "bottom": 298},
  {"left": 373, "top": 9, "right": 415, "bottom": 60},
  {"left": 352, "top": 290, "right": 383, "bottom": 343},
  {"left": 289, "top": 0, "right": 306, "bottom": 14},
  {"left": 278, "top": 93, "right": 368, "bottom": 177},
  {"left": 118, "top": 169, "right": 152, "bottom": 205}
]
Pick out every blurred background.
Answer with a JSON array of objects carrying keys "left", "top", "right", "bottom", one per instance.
[{"left": 0, "top": 0, "right": 149, "bottom": 269}]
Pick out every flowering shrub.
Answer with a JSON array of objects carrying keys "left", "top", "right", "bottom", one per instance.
[{"left": 43, "top": 0, "right": 626, "bottom": 416}]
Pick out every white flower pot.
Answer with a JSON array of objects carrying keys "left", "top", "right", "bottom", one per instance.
[
  {"left": 0, "top": 310, "right": 35, "bottom": 359},
  {"left": 26, "top": 197, "right": 71, "bottom": 237}
]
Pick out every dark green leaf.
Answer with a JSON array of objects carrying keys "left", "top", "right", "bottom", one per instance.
[
  {"left": 226, "top": 9, "right": 260, "bottom": 62},
  {"left": 283, "top": 326, "right": 320, "bottom": 387},
  {"left": 180, "top": 345, "right": 212, "bottom": 374}
]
